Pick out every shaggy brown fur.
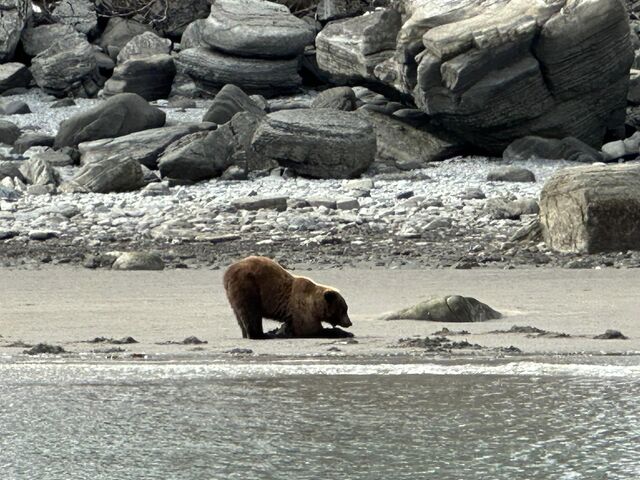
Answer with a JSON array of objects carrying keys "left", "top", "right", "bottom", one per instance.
[{"left": 223, "top": 256, "right": 352, "bottom": 339}]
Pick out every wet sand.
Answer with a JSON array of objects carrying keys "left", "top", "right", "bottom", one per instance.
[{"left": 1, "top": 267, "right": 639, "bottom": 358}]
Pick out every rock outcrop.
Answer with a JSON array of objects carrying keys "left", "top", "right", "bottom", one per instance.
[
  {"left": 55, "top": 93, "right": 166, "bottom": 148},
  {"left": 367, "top": 0, "right": 633, "bottom": 152},
  {"left": 63, "top": 157, "right": 145, "bottom": 193},
  {"left": 251, "top": 109, "right": 376, "bottom": 178},
  {"left": 202, "top": 84, "right": 265, "bottom": 124},
  {"left": 103, "top": 54, "right": 176, "bottom": 100},
  {"left": 0, "top": 0, "right": 30, "bottom": 62},
  {"left": 540, "top": 164, "right": 640, "bottom": 253},
  {"left": 380, "top": 295, "right": 502, "bottom": 322}
]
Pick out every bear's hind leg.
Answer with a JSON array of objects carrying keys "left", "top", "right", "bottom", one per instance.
[{"left": 226, "top": 281, "right": 266, "bottom": 340}]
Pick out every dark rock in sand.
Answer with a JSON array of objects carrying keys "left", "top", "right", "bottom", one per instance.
[
  {"left": 593, "top": 329, "right": 628, "bottom": 340},
  {"left": 50, "top": 98, "right": 77, "bottom": 109},
  {"left": 231, "top": 196, "right": 288, "bottom": 211},
  {"left": 87, "top": 336, "right": 138, "bottom": 344},
  {"left": 23, "top": 343, "right": 66, "bottom": 355},
  {"left": 489, "top": 325, "right": 571, "bottom": 338},
  {"left": 397, "top": 336, "right": 482, "bottom": 351},
  {"left": 540, "top": 163, "right": 640, "bottom": 253},
  {"left": 487, "top": 166, "right": 536, "bottom": 183},
  {"left": 380, "top": 295, "right": 502, "bottom": 322},
  {"left": 55, "top": 93, "right": 166, "bottom": 149},
  {"left": 0, "top": 120, "right": 20, "bottom": 145},
  {"left": 0, "top": 63, "right": 32, "bottom": 94},
  {"left": 0, "top": 99, "right": 30, "bottom": 115},
  {"left": 203, "top": 84, "right": 265, "bottom": 125},
  {"left": 103, "top": 54, "right": 175, "bottom": 101},
  {"left": 251, "top": 109, "right": 376, "bottom": 178},
  {"left": 503, "top": 136, "right": 604, "bottom": 163}
]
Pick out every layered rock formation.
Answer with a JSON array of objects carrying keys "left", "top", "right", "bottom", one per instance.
[
  {"left": 0, "top": 0, "right": 30, "bottom": 62},
  {"left": 320, "top": 0, "right": 633, "bottom": 152}
]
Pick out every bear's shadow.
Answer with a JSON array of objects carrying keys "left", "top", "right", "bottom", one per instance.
[{"left": 266, "top": 324, "right": 354, "bottom": 339}]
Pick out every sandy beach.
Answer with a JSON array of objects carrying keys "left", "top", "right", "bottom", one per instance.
[{"left": 1, "top": 267, "right": 639, "bottom": 359}]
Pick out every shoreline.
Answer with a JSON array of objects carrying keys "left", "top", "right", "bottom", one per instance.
[{"left": 1, "top": 267, "right": 639, "bottom": 361}]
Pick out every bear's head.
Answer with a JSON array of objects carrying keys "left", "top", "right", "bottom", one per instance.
[{"left": 323, "top": 290, "right": 352, "bottom": 328}]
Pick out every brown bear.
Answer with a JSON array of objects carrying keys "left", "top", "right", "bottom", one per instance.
[{"left": 223, "top": 256, "right": 352, "bottom": 339}]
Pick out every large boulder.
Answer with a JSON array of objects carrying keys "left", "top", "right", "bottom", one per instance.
[
  {"left": 63, "top": 157, "right": 145, "bottom": 193},
  {"left": 0, "top": 0, "right": 31, "bottom": 62},
  {"left": 358, "top": 110, "right": 463, "bottom": 170},
  {"left": 539, "top": 164, "right": 640, "bottom": 253},
  {"left": 380, "top": 295, "right": 502, "bottom": 322},
  {"left": 30, "top": 36, "right": 98, "bottom": 98},
  {"left": 0, "top": 63, "right": 31, "bottom": 94},
  {"left": 175, "top": 47, "right": 302, "bottom": 97},
  {"left": 251, "top": 109, "right": 376, "bottom": 178},
  {"left": 54, "top": 93, "right": 166, "bottom": 148},
  {"left": 316, "top": 0, "right": 365, "bottom": 22},
  {"left": 311, "top": 87, "right": 356, "bottom": 111},
  {"left": 374, "top": 0, "right": 633, "bottom": 152},
  {"left": 116, "top": 32, "right": 172, "bottom": 63},
  {"left": 181, "top": 20, "right": 207, "bottom": 49},
  {"left": 20, "top": 23, "right": 80, "bottom": 57},
  {"left": 202, "top": 84, "right": 265, "bottom": 124},
  {"left": 503, "top": 136, "right": 604, "bottom": 163},
  {"left": 18, "top": 157, "right": 59, "bottom": 186},
  {"left": 0, "top": 120, "right": 21, "bottom": 145},
  {"left": 157, "top": 128, "right": 235, "bottom": 181},
  {"left": 102, "top": 54, "right": 176, "bottom": 100},
  {"left": 316, "top": 8, "right": 402, "bottom": 83},
  {"left": 52, "top": 0, "right": 98, "bottom": 35},
  {"left": 200, "top": 0, "right": 315, "bottom": 59},
  {"left": 78, "top": 124, "right": 208, "bottom": 169},
  {"left": 97, "top": 17, "right": 153, "bottom": 50}
]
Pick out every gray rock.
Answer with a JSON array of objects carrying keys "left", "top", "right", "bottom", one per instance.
[
  {"left": 28, "top": 230, "right": 59, "bottom": 240},
  {"left": 50, "top": 98, "right": 77, "bottom": 109},
  {"left": 20, "top": 23, "right": 79, "bottom": 57},
  {"left": 600, "top": 140, "right": 628, "bottom": 161},
  {"left": 95, "top": 51, "right": 115, "bottom": 71},
  {"left": 378, "top": 0, "right": 633, "bottom": 153},
  {"left": 251, "top": 109, "right": 376, "bottom": 178},
  {"left": 311, "top": 87, "right": 356, "bottom": 111},
  {"left": 116, "top": 32, "right": 172, "bottom": 64},
  {"left": 167, "top": 97, "right": 197, "bottom": 109},
  {"left": 30, "top": 150, "right": 74, "bottom": 167},
  {"left": 12, "top": 133, "right": 55, "bottom": 154},
  {"left": 0, "top": 160, "right": 22, "bottom": 180},
  {"left": 111, "top": 251, "right": 164, "bottom": 271},
  {"left": 103, "top": 54, "right": 176, "bottom": 101},
  {"left": 0, "top": 120, "right": 20, "bottom": 145},
  {"left": 98, "top": 17, "right": 153, "bottom": 50},
  {"left": 485, "top": 197, "right": 539, "bottom": 220},
  {"left": 0, "top": 63, "right": 31, "bottom": 94},
  {"left": 151, "top": 0, "right": 211, "bottom": 37},
  {"left": 63, "top": 156, "right": 145, "bottom": 193},
  {"left": 201, "top": 0, "right": 316, "bottom": 58},
  {"left": 358, "top": 110, "right": 462, "bottom": 170},
  {"left": 487, "top": 166, "right": 536, "bottom": 183},
  {"left": 231, "top": 196, "right": 288, "bottom": 211},
  {"left": 30, "top": 35, "right": 98, "bottom": 98},
  {"left": 316, "top": 8, "right": 401, "bottom": 83},
  {"left": 307, "top": 197, "right": 337, "bottom": 209},
  {"left": 0, "top": 99, "right": 30, "bottom": 115},
  {"left": 175, "top": 47, "right": 303, "bottom": 97},
  {"left": 317, "top": 0, "right": 365, "bottom": 22},
  {"left": 203, "top": 84, "right": 265, "bottom": 124},
  {"left": 18, "top": 157, "right": 59, "bottom": 186},
  {"left": 158, "top": 128, "right": 235, "bottom": 181},
  {"left": 180, "top": 19, "right": 207, "bottom": 50},
  {"left": 380, "top": 295, "right": 502, "bottom": 322},
  {"left": 540, "top": 163, "right": 640, "bottom": 253},
  {"left": 79, "top": 124, "right": 206, "bottom": 169},
  {"left": 55, "top": 93, "right": 166, "bottom": 148},
  {"left": 0, "top": 0, "right": 30, "bottom": 62},
  {"left": 336, "top": 197, "right": 359, "bottom": 209},
  {"left": 0, "top": 185, "right": 20, "bottom": 200},
  {"left": 52, "top": 0, "right": 97, "bottom": 35},
  {"left": 504, "top": 136, "right": 604, "bottom": 163}
]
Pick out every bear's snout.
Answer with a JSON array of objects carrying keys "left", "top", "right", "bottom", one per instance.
[{"left": 339, "top": 315, "right": 352, "bottom": 328}]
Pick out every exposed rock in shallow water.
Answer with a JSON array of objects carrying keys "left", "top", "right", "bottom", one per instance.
[
  {"left": 23, "top": 343, "right": 66, "bottom": 355},
  {"left": 380, "top": 295, "right": 502, "bottom": 322},
  {"left": 593, "top": 329, "right": 628, "bottom": 340},
  {"left": 540, "top": 163, "right": 640, "bottom": 253}
]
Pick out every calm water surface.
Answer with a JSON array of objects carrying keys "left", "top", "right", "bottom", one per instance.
[{"left": 1, "top": 360, "right": 639, "bottom": 479}]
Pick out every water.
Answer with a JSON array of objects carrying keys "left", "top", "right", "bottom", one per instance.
[{"left": 1, "top": 360, "right": 639, "bottom": 480}]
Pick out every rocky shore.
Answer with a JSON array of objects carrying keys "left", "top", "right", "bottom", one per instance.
[{"left": 1, "top": 0, "right": 640, "bottom": 270}]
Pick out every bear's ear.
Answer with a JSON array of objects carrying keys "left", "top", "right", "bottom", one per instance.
[{"left": 324, "top": 290, "right": 339, "bottom": 303}]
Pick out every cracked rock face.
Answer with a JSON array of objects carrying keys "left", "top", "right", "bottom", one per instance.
[
  {"left": 368, "top": 0, "right": 633, "bottom": 152},
  {"left": 0, "top": 0, "right": 31, "bottom": 62},
  {"left": 540, "top": 164, "right": 640, "bottom": 253}
]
